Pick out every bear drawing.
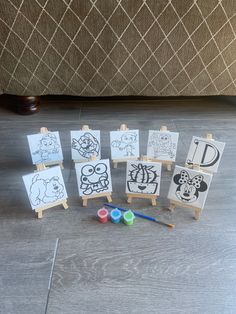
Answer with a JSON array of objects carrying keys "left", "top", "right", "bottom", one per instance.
[{"left": 29, "top": 174, "right": 64, "bottom": 206}]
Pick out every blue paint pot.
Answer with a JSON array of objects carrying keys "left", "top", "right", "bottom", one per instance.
[{"left": 110, "top": 208, "right": 122, "bottom": 224}]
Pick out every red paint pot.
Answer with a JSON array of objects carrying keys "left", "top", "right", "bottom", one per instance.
[{"left": 97, "top": 208, "right": 109, "bottom": 223}]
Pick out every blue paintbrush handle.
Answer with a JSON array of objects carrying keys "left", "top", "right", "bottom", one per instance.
[
  {"left": 104, "top": 203, "right": 174, "bottom": 228},
  {"left": 104, "top": 203, "right": 156, "bottom": 222}
]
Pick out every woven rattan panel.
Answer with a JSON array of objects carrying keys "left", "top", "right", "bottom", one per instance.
[{"left": 0, "top": 0, "right": 235, "bottom": 96}]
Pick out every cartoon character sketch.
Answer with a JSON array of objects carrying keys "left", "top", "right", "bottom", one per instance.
[
  {"left": 80, "top": 163, "right": 109, "bottom": 195},
  {"left": 29, "top": 174, "right": 64, "bottom": 206},
  {"left": 33, "top": 133, "right": 60, "bottom": 161},
  {"left": 149, "top": 132, "right": 176, "bottom": 159},
  {"left": 127, "top": 163, "right": 159, "bottom": 194},
  {"left": 111, "top": 132, "right": 137, "bottom": 157},
  {"left": 72, "top": 132, "right": 100, "bottom": 159},
  {"left": 173, "top": 170, "right": 208, "bottom": 203}
]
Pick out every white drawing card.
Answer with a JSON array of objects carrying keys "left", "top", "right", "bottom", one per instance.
[
  {"left": 71, "top": 130, "right": 101, "bottom": 161},
  {"left": 126, "top": 161, "right": 162, "bottom": 195},
  {"left": 147, "top": 130, "right": 179, "bottom": 161},
  {"left": 75, "top": 159, "right": 112, "bottom": 197},
  {"left": 168, "top": 165, "right": 212, "bottom": 210},
  {"left": 110, "top": 130, "right": 139, "bottom": 160},
  {"left": 186, "top": 136, "right": 225, "bottom": 173},
  {"left": 27, "top": 131, "right": 63, "bottom": 165},
  {"left": 22, "top": 166, "right": 67, "bottom": 211}
]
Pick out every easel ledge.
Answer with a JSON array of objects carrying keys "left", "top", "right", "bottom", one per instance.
[
  {"left": 35, "top": 198, "right": 68, "bottom": 218},
  {"left": 82, "top": 192, "right": 112, "bottom": 207},
  {"left": 36, "top": 160, "right": 64, "bottom": 171},
  {"left": 168, "top": 200, "right": 202, "bottom": 220},
  {"left": 127, "top": 193, "right": 158, "bottom": 206},
  {"left": 113, "top": 157, "right": 138, "bottom": 168},
  {"left": 149, "top": 158, "right": 172, "bottom": 171}
]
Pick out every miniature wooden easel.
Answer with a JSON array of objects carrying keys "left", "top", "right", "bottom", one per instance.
[
  {"left": 169, "top": 164, "right": 203, "bottom": 220},
  {"left": 149, "top": 126, "right": 172, "bottom": 171},
  {"left": 36, "top": 127, "right": 64, "bottom": 171},
  {"left": 81, "top": 155, "right": 112, "bottom": 207},
  {"left": 126, "top": 155, "right": 158, "bottom": 206},
  {"left": 73, "top": 125, "right": 91, "bottom": 164},
  {"left": 34, "top": 164, "right": 68, "bottom": 218},
  {"left": 113, "top": 124, "right": 138, "bottom": 168}
]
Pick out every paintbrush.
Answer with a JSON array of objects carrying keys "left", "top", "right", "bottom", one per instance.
[{"left": 104, "top": 203, "right": 175, "bottom": 228}]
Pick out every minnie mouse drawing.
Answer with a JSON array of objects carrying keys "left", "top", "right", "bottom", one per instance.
[{"left": 173, "top": 170, "right": 208, "bottom": 203}]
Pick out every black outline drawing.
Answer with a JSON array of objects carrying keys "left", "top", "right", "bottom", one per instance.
[
  {"left": 32, "top": 132, "right": 60, "bottom": 162},
  {"left": 29, "top": 174, "right": 65, "bottom": 206},
  {"left": 186, "top": 139, "right": 220, "bottom": 168},
  {"left": 72, "top": 132, "right": 100, "bottom": 159},
  {"left": 111, "top": 132, "right": 138, "bottom": 157},
  {"left": 173, "top": 170, "right": 208, "bottom": 203},
  {"left": 127, "top": 163, "right": 159, "bottom": 194},
  {"left": 80, "top": 162, "right": 110, "bottom": 195},
  {"left": 148, "top": 132, "right": 176, "bottom": 159}
]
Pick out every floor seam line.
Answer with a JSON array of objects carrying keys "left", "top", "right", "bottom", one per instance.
[{"left": 45, "top": 237, "right": 59, "bottom": 314}]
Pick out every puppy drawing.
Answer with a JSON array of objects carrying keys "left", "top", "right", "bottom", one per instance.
[
  {"left": 29, "top": 174, "right": 64, "bottom": 206},
  {"left": 173, "top": 170, "right": 208, "bottom": 203}
]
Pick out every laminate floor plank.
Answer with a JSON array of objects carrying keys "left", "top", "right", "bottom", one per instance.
[
  {"left": 0, "top": 239, "right": 57, "bottom": 314},
  {"left": 0, "top": 96, "right": 235, "bottom": 314}
]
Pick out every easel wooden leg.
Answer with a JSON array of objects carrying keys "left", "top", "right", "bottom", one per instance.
[
  {"left": 151, "top": 197, "right": 157, "bottom": 206},
  {"left": 106, "top": 195, "right": 112, "bottom": 203},
  {"left": 62, "top": 201, "right": 68, "bottom": 209},
  {"left": 169, "top": 203, "right": 176, "bottom": 212},
  {"left": 194, "top": 209, "right": 201, "bottom": 220},
  {"left": 82, "top": 198, "right": 88, "bottom": 207},
  {"left": 166, "top": 164, "right": 172, "bottom": 171},
  {"left": 37, "top": 210, "right": 43, "bottom": 219},
  {"left": 127, "top": 196, "right": 132, "bottom": 204}
]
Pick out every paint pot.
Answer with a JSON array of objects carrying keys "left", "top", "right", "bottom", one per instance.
[
  {"left": 97, "top": 208, "right": 109, "bottom": 223},
  {"left": 110, "top": 208, "right": 122, "bottom": 224},
  {"left": 123, "top": 210, "right": 135, "bottom": 225}
]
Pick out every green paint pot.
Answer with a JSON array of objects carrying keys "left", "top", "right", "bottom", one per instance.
[{"left": 123, "top": 210, "right": 135, "bottom": 225}]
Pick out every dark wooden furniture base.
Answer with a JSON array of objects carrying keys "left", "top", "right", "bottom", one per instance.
[{"left": 15, "top": 96, "right": 40, "bottom": 115}]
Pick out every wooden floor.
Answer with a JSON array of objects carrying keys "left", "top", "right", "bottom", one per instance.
[{"left": 0, "top": 96, "right": 236, "bottom": 314}]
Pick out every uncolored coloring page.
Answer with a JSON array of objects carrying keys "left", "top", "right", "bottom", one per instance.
[
  {"left": 71, "top": 130, "right": 101, "bottom": 161},
  {"left": 27, "top": 131, "right": 63, "bottom": 165},
  {"left": 168, "top": 165, "right": 212, "bottom": 210},
  {"left": 75, "top": 159, "right": 112, "bottom": 197},
  {"left": 110, "top": 130, "right": 139, "bottom": 159},
  {"left": 126, "top": 161, "right": 161, "bottom": 195},
  {"left": 147, "top": 130, "right": 179, "bottom": 161},
  {"left": 186, "top": 136, "right": 225, "bottom": 173},
  {"left": 22, "top": 166, "right": 67, "bottom": 210}
]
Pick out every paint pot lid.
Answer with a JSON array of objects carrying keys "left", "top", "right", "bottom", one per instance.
[
  {"left": 97, "top": 208, "right": 108, "bottom": 218},
  {"left": 111, "top": 209, "right": 121, "bottom": 218},
  {"left": 123, "top": 210, "right": 135, "bottom": 221}
]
